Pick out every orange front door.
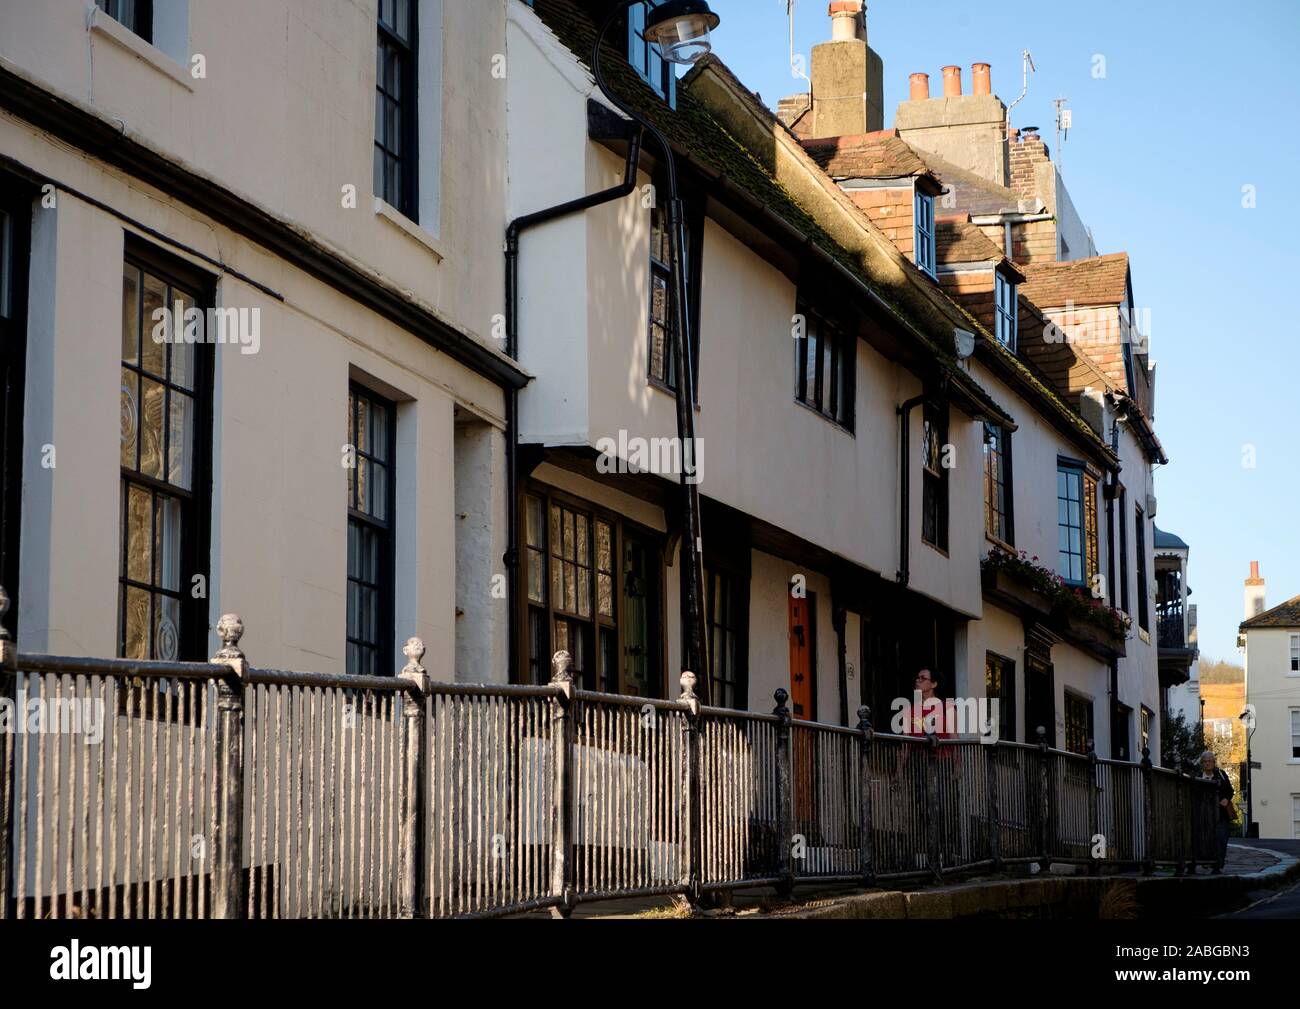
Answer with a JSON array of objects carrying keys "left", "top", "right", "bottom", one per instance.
[{"left": 788, "top": 592, "right": 814, "bottom": 720}]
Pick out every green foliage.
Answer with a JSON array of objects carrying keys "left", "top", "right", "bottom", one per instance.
[
  {"left": 983, "top": 547, "right": 1131, "bottom": 639},
  {"left": 1161, "top": 709, "right": 1204, "bottom": 770}
]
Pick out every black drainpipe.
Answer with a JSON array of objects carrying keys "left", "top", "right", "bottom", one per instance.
[
  {"left": 896, "top": 392, "right": 927, "bottom": 587},
  {"left": 1105, "top": 409, "right": 1122, "bottom": 757},
  {"left": 503, "top": 102, "right": 642, "bottom": 682}
]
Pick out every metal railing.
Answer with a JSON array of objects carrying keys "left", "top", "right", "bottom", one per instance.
[{"left": 0, "top": 606, "right": 1224, "bottom": 919}]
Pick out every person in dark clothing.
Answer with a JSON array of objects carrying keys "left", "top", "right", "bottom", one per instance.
[{"left": 1197, "top": 751, "right": 1235, "bottom": 873}]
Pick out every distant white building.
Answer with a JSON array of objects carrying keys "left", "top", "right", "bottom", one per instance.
[{"left": 1238, "top": 561, "right": 1300, "bottom": 838}]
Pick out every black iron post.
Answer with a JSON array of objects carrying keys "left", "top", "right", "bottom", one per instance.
[
  {"left": 1140, "top": 746, "right": 1155, "bottom": 875},
  {"left": 857, "top": 706, "right": 875, "bottom": 887},
  {"left": 591, "top": 3, "right": 709, "bottom": 698},
  {"left": 773, "top": 689, "right": 794, "bottom": 899},
  {"left": 211, "top": 614, "right": 248, "bottom": 919},
  {"left": 549, "top": 651, "right": 577, "bottom": 918},
  {"left": 398, "top": 638, "right": 430, "bottom": 918}
]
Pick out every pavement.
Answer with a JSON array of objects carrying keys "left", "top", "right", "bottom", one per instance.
[
  {"left": 512, "top": 840, "right": 1300, "bottom": 919},
  {"left": 1220, "top": 839, "right": 1300, "bottom": 919}
]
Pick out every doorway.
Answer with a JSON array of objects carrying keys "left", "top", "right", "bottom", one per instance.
[{"left": 788, "top": 590, "right": 816, "bottom": 720}]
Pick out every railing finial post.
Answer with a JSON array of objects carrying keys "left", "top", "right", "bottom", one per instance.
[
  {"left": 1035, "top": 725, "right": 1051, "bottom": 871},
  {"left": 1139, "top": 746, "right": 1155, "bottom": 875},
  {"left": 549, "top": 651, "right": 576, "bottom": 917},
  {"left": 680, "top": 671, "right": 702, "bottom": 906},
  {"left": 773, "top": 688, "right": 794, "bottom": 900},
  {"left": 209, "top": 612, "right": 247, "bottom": 919},
  {"left": 397, "top": 637, "right": 429, "bottom": 918},
  {"left": 1086, "top": 739, "right": 1101, "bottom": 876},
  {"left": 857, "top": 706, "right": 875, "bottom": 887}
]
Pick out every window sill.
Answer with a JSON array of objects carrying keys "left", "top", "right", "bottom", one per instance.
[
  {"left": 88, "top": 8, "right": 194, "bottom": 91},
  {"left": 647, "top": 376, "right": 701, "bottom": 411},
  {"left": 792, "top": 396, "right": 855, "bottom": 436},
  {"left": 922, "top": 540, "right": 950, "bottom": 559},
  {"left": 374, "top": 199, "right": 445, "bottom": 263},
  {"left": 985, "top": 533, "right": 1016, "bottom": 554}
]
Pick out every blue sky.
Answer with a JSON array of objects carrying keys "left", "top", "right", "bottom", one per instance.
[{"left": 698, "top": 0, "right": 1300, "bottom": 662}]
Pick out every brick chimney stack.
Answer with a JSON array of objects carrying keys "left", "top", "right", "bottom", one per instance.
[{"left": 1244, "top": 561, "right": 1266, "bottom": 620}]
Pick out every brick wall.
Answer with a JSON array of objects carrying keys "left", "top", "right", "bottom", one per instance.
[
  {"left": 1041, "top": 305, "right": 1129, "bottom": 391},
  {"left": 846, "top": 185, "right": 916, "bottom": 260},
  {"left": 938, "top": 270, "right": 996, "bottom": 332},
  {"left": 1012, "top": 218, "right": 1058, "bottom": 265},
  {"left": 1010, "top": 131, "right": 1050, "bottom": 204}
]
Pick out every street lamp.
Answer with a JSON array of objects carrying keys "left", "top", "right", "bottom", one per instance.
[
  {"left": 591, "top": 1, "right": 720, "bottom": 701},
  {"left": 1239, "top": 708, "right": 1257, "bottom": 837},
  {"left": 643, "top": 0, "right": 720, "bottom": 64}
]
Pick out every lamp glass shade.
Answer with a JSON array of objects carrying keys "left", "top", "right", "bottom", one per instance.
[{"left": 644, "top": 2, "right": 719, "bottom": 65}]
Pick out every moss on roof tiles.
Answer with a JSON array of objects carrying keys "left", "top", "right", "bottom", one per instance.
[{"left": 530, "top": 0, "right": 1108, "bottom": 455}]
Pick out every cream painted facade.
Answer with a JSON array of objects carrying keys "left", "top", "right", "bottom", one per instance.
[
  {"left": 0, "top": 0, "right": 524, "bottom": 680},
  {"left": 0, "top": 0, "right": 1173, "bottom": 744},
  {"left": 1242, "top": 625, "right": 1300, "bottom": 838}
]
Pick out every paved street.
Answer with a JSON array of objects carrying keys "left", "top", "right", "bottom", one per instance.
[{"left": 1221, "top": 840, "right": 1300, "bottom": 918}]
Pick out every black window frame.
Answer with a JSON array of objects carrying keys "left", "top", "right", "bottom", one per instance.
[
  {"left": 96, "top": 0, "right": 153, "bottom": 43},
  {"left": 1064, "top": 690, "right": 1095, "bottom": 756},
  {"left": 921, "top": 399, "right": 948, "bottom": 551},
  {"left": 1135, "top": 504, "right": 1150, "bottom": 633},
  {"left": 983, "top": 422, "right": 1014, "bottom": 547},
  {"left": 118, "top": 238, "right": 215, "bottom": 664},
  {"left": 375, "top": 0, "right": 420, "bottom": 221},
  {"left": 0, "top": 180, "right": 32, "bottom": 630},
  {"left": 347, "top": 383, "right": 398, "bottom": 676},
  {"left": 705, "top": 560, "right": 749, "bottom": 711},
  {"left": 646, "top": 184, "right": 704, "bottom": 400},
  {"left": 985, "top": 651, "right": 1017, "bottom": 742},
  {"left": 794, "top": 296, "right": 855, "bottom": 432},
  {"left": 517, "top": 483, "right": 666, "bottom": 697}
]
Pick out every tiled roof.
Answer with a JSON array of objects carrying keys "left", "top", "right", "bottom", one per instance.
[
  {"left": 527, "top": 0, "right": 1112, "bottom": 460},
  {"left": 1240, "top": 594, "right": 1300, "bottom": 630},
  {"left": 909, "top": 147, "right": 1029, "bottom": 216},
  {"left": 1020, "top": 253, "right": 1130, "bottom": 309},
  {"left": 802, "top": 130, "right": 934, "bottom": 181},
  {"left": 936, "top": 215, "right": 1009, "bottom": 267}
]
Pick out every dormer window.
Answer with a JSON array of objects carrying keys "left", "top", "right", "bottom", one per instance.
[
  {"left": 914, "top": 189, "right": 936, "bottom": 279},
  {"left": 628, "top": 1, "right": 677, "bottom": 107},
  {"left": 995, "top": 271, "right": 1018, "bottom": 352}
]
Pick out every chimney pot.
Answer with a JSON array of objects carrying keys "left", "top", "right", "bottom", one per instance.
[
  {"left": 941, "top": 65, "right": 962, "bottom": 97},
  {"left": 909, "top": 72, "right": 930, "bottom": 101},
  {"left": 828, "top": 1, "right": 864, "bottom": 42},
  {"left": 1250, "top": 561, "right": 1260, "bottom": 580},
  {"left": 972, "top": 62, "right": 991, "bottom": 96}
]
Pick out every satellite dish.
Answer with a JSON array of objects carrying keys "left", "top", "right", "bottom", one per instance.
[{"left": 954, "top": 328, "right": 976, "bottom": 360}]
